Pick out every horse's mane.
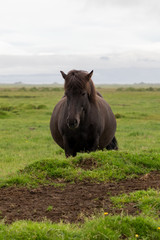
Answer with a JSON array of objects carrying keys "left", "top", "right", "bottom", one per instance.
[{"left": 64, "top": 70, "right": 97, "bottom": 103}]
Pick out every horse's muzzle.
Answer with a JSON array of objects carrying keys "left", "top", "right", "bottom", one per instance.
[{"left": 67, "top": 118, "right": 79, "bottom": 129}]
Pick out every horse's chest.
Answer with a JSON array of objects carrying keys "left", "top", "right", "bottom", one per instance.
[
  {"left": 67, "top": 130, "right": 88, "bottom": 142},
  {"left": 65, "top": 126, "right": 95, "bottom": 151}
]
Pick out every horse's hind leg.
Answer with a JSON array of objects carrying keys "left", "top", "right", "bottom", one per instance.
[{"left": 106, "top": 136, "right": 118, "bottom": 150}]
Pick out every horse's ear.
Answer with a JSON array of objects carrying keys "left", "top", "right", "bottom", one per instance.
[
  {"left": 60, "top": 71, "right": 67, "bottom": 80},
  {"left": 86, "top": 70, "right": 93, "bottom": 81}
]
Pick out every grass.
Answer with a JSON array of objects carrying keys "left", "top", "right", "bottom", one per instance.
[
  {"left": 46, "top": 206, "right": 53, "bottom": 212},
  {"left": 111, "top": 189, "right": 160, "bottom": 218},
  {"left": 0, "top": 87, "right": 160, "bottom": 178},
  {"left": 0, "top": 215, "right": 160, "bottom": 240},
  {"left": 0, "top": 86, "right": 160, "bottom": 239}
]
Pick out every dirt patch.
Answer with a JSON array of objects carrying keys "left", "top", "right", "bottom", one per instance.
[
  {"left": 76, "top": 157, "right": 98, "bottom": 170},
  {"left": 0, "top": 171, "right": 160, "bottom": 224}
]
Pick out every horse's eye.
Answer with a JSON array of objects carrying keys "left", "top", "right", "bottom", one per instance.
[{"left": 82, "top": 92, "right": 86, "bottom": 96}]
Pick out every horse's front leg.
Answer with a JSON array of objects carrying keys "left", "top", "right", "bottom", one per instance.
[
  {"left": 65, "top": 149, "right": 76, "bottom": 158},
  {"left": 90, "top": 135, "right": 100, "bottom": 152},
  {"left": 63, "top": 136, "right": 76, "bottom": 157}
]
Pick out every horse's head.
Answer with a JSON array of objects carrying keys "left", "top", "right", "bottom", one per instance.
[{"left": 60, "top": 70, "right": 96, "bottom": 129}]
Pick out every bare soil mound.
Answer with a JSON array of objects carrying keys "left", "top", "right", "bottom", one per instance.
[{"left": 0, "top": 171, "right": 160, "bottom": 224}]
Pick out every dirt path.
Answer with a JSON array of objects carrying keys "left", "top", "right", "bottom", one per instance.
[{"left": 0, "top": 171, "right": 160, "bottom": 224}]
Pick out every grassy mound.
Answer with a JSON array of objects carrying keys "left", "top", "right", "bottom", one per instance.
[{"left": 0, "top": 151, "right": 160, "bottom": 188}]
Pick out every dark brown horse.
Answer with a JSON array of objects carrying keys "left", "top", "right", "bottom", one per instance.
[{"left": 50, "top": 70, "right": 118, "bottom": 157}]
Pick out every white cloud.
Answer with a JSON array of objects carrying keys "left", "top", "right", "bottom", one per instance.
[
  {"left": 0, "top": 0, "right": 160, "bottom": 83},
  {"left": 0, "top": 0, "right": 160, "bottom": 55}
]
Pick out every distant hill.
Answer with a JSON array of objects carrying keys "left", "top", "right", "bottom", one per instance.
[{"left": 0, "top": 68, "right": 160, "bottom": 85}]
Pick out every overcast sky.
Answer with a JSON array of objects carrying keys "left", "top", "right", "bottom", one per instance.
[{"left": 0, "top": 0, "right": 160, "bottom": 83}]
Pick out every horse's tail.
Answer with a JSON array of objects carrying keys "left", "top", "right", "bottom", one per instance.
[{"left": 106, "top": 136, "right": 118, "bottom": 150}]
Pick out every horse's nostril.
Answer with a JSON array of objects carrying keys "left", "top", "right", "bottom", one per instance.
[
  {"left": 67, "top": 118, "right": 78, "bottom": 129},
  {"left": 74, "top": 119, "right": 77, "bottom": 125}
]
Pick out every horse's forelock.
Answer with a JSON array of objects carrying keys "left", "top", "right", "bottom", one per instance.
[{"left": 65, "top": 71, "right": 86, "bottom": 91}]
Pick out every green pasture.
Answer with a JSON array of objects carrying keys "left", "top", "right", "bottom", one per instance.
[{"left": 0, "top": 86, "right": 160, "bottom": 239}]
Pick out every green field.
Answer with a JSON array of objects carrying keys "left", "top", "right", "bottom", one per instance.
[{"left": 0, "top": 86, "right": 160, "bottom": 239}]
